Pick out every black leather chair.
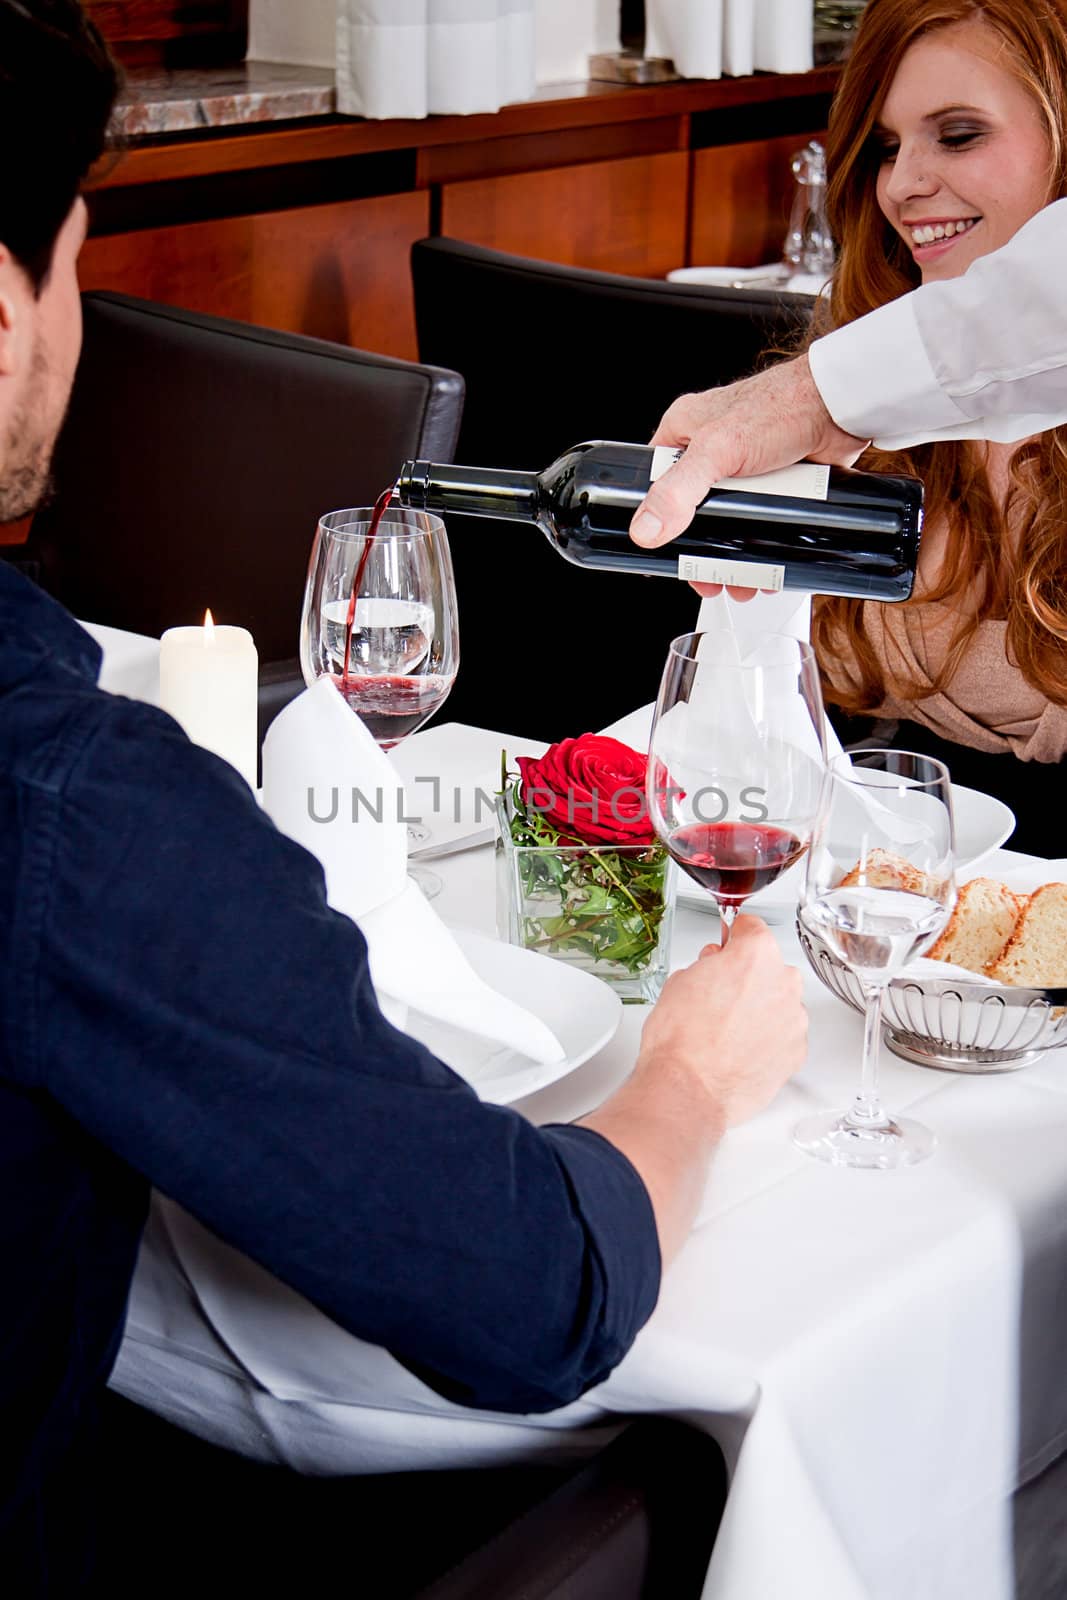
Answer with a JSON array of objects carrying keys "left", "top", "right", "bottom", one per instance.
[
  {"left": 94, "top": 1390, "right": 727, "bottom": 1599},
  {"left": 21, "top": 292, "right": 465, "bottom": 742},
  {"left": 410, "top": 237, "right": 815, "bottom": 737}
]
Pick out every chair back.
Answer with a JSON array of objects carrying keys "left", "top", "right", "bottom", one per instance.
[
  {"left": 410, "top": 238, "right": 813, "bottom": 736},
  {"left": 28, "top": 293, "right": 465, "bottom": 730}
]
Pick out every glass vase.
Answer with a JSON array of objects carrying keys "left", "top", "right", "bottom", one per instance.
[{"left": 495, "top": 796, "right": 674, "bottom": 1004}]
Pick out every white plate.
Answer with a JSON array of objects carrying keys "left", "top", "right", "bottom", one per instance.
[
  {"left": 678, "top": 782, "right": 1016, "bottom": 920},
  {"left": 404, "top": 928, "right": 622, "bottom": 1105},
  {"left": 387, "top": 723, "right": 547, "bottom": 859}
]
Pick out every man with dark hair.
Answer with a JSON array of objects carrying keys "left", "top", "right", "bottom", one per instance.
[
  {"left": 0, "top": 0, "right": 118, "bottom": 296},
  {"left": 0, "top": 4, "right": 807, "bottom": 1591},
  {"left": 0, "top": 0, "right": 116, "bottom": 525}
]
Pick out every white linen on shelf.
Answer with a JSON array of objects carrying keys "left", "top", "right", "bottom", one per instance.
[
  {"left": 753, "top": 0, "right": 814, "bottom": 72},
  {"left": 535, "top": 0, "right": 618, "bottom": 84},
  {"left": 722, "top": 0, "right": 754, "bottom": 78},
  {"left": 249, "top": 0, "right": 611, "bottom": 96},
  {"left": 646, "top": 0, "right": 723, "bottom": 79},
  {"left": 335, "top": 0, "right": 536, "bottom": 120},
  {"left": 645, "top": 0, "right": 812, "bottom": 78}
]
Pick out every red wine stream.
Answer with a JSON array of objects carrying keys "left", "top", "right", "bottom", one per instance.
[
  {"left": 341, "top": 483, "right": 396, "bottom": 687},
  {"left": 669, "top": 821, "right": 807, "bottom": 903}
]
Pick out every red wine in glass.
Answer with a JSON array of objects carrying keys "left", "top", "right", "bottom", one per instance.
[
  {"left": 336, "top": 483, "right": 452, "bottom": 750},
  {"left": 330, "top": 671, "right": 453, "bottom": 749},
  {"left": 668, "top": 820, "right": 808, "bottom": 924}
]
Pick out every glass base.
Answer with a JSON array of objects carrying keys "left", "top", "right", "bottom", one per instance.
[
  {"left": 793, "top": 1110, "right": 936, "bottom": 1170},
  {"left": 408, "top": 863, "right": 442, "bottom": 900}
]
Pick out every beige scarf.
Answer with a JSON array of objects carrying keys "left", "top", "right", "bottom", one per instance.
[{"left": 821, "top": 601, "right": 1067, "bottom": 763}]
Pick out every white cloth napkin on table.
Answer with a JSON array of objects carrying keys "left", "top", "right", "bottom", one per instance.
[
  {"left": 260, "top": 679, "right": 564, "bottom": 1065},
  {"left": 81, "top": 620, "right": 160, "bottom": 705}
]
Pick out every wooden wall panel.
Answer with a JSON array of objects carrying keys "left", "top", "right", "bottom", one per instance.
[
  {"left": 86, "top": 0, "right": 248, "bottom": 66},
  {"left": 690, "top": 129, "right": 827, "bottom": 268},
  {"left": 79, "top": 189, "right": 430, "bottom": 360},
  {"left": 440, "top": 151, "right": 690, "bottom": 279}
]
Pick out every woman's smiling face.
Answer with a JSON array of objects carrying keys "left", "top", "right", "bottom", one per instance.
[{"left": 874, "top": 17, "right": 1054, "bottom": 281}]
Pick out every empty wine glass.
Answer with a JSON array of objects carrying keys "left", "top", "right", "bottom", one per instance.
[
  {"left": 300, "top": 505, "right": 459, "bottom": 894},
  {"left": 646, "top": 631, "right": 827, "bottom": 944},
  {"left": 795, "top": 749, "right": 956, "bottom": 1170}
]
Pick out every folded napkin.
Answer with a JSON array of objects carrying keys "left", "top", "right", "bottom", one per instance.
[{"left": 261, "top": 679, "right": 564, "bottom": 1065}]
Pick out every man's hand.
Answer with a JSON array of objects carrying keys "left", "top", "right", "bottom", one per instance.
[
  {"left": 636, "top": 917, "right": 807, "bottom": 1127},
  {"left": 628, "top": 355, "right": 868, "bottom": 593},
  {"left": 581, "top": 918, "right": 807, "bottom": 1264}
]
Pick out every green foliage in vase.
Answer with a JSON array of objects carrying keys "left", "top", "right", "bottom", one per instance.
[{"left": 501, "top": 777, "right": 669, "bottom": 975}]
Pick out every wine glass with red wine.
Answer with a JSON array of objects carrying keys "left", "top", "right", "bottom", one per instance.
[
  {"left": 301, "top": 503, "right": 458, "bottom": 750},
  {"left": 646, "top": 631, "right": 827, "bottom": 945},
  {"left": 300, "top": 504, "right": 459, "bottom": 893}
]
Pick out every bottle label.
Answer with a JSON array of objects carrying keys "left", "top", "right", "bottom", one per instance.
[
  {"left": 677, "top": 555, "right": 786, "bottom": 590},
  {"left": 649, "top": 446, "right": 831, "bottom": 501}
]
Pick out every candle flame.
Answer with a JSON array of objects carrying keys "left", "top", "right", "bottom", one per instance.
[{"left": 203, "top": 608, "right": 215, "bottom": 642}]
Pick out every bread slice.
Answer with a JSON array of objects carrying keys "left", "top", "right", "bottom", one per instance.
[
  {"left": 986, "top": 884, "right": 1067, "bottom": 987},
  {"left": 839, "top": 848, "right": 931, "bottom": 895},
  {"left": 927, "top": 878, "right": 1024, "bottom": 974}
]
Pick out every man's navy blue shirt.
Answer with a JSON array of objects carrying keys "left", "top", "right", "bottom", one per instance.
[{"left": 0, "top": 563, "right": 659, "bottom": 1590}]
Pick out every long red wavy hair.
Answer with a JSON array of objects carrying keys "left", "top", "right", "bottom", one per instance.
[{"left": 811, "top": 0, "right": 1067, "bottom": 714}]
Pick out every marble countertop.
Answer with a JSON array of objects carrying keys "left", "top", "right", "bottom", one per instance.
[{"left": 114, "top": 61, "right": 337, "bottom": 138}]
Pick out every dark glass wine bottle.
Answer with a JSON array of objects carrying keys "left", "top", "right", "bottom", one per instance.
[{"left": 395, "top": 440, "right": 923, "bottom": 601}]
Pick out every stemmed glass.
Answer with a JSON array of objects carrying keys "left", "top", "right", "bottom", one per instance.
[
  {"left": 795, "top": 749, "right": 956, "bottom": 1169},
  {"left": 646, "top": 632, "right": 827, "bottom": 945},
  {"left": 300, "top": 505, "right": 459, "bottom": 894}
]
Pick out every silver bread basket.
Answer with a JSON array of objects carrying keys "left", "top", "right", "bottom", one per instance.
[{"left": 797, "top": 920, "right": 1067, "bottom": 1071}]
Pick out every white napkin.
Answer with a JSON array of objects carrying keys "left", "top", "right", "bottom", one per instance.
[{"left": 260, "top": 679, "right": 564, "bottom": 1066}]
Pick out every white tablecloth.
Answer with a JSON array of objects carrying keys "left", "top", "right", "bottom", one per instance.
[{"left": 110, "top": 720, "right": 1067, "bottom": 1600}]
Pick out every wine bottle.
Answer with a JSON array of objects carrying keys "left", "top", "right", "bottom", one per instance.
[{"left": 395, "top": 441, "right": 923, "bottom": 601}]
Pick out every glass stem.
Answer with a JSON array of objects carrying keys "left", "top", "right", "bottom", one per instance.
[
  {"left": 719, "top": 902, "right": 739, "bottom": 948},
  {"left": 851, "top": 981, "right": 889, "bottom": 1128}
]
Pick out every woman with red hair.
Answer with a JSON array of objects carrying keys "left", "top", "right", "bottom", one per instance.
[{"left": 810, "top": 0, "right": 1067, "bottom": 848}]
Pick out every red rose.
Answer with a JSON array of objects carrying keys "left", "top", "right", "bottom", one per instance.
[{"left": 516, "top": 734, "right": 656, "bottom": 845}]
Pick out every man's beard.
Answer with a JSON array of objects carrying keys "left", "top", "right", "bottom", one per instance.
[{"left": 0, "top": 341, "right": 60, "bottom": 525}]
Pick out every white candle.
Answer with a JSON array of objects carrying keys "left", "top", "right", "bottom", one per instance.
[{"left": 159, "top": 611, "right": 258, "bottom": 790}]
